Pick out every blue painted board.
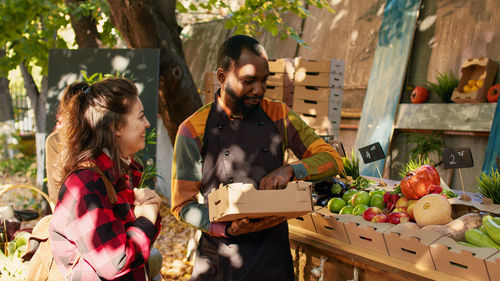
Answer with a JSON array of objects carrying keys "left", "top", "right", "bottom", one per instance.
[
  {"left": 355, "top": 0, "right": 421, "bottom": 177},
  {"left": 482, "top": 99, "right": 500, "bottom": 174}
]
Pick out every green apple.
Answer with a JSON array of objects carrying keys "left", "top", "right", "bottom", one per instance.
[
  {"left": 370, "top": 194, "right": 386, "bottom": 209},
  {"left": 342, "top": 189, "right": 358, "bottom": 203},
  {"left": 339, "top": 205, "right": 354, "bottom": 215},
  {"left": 352, "top": 204, "right": 369, "bottom": 215},
  {"left": 328, "top": 197, "right": 346, "bottom": 213},
  {"left": 351, "top": 191, "right": 371, "bottom": 206},
  {"left": 369, "top": 189, "right": 386, "bottom": 198}
]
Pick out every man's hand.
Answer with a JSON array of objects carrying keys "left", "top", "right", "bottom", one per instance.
[
  {"left": 134, "top": 188, "right": 162, "bottom": 207},
  {"left": 226, "top": 216, "right": 286, "bottom": 236},
  {"left": 259, "top": 165, "right": 294, "bottom": 190}
]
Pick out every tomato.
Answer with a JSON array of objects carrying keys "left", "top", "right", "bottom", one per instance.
[
  {"left": 487, "top": 84, "right": 500, "bottom": 103},
  {"left": 411, "top": 86, "right": 428, "bottom": 104},
  {"left": 400, "top": 165, "right": 440, "bottom": 200}
]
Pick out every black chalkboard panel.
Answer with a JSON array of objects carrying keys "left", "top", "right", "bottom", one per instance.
[
  {"left": 442, "top": 147, "right": 474, "bottom": 169},
  {"left": 496, "top": 157, "right": 500, "bottom": 171},
  {"left": 358, "top": 142, "right": 385, "bottom": 164}
]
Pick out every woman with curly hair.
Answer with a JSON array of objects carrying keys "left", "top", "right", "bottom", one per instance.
[{"left": 49, "top": 78, "right": 162, "bottom": 280}]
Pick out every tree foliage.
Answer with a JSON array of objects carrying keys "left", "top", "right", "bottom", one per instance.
[{"left": 177, "top": 0, "right": 334, "bottom": 45}]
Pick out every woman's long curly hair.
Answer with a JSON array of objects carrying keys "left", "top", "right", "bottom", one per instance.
[{"left": 54, "top": 78, "right": 139, "bottom": 187}]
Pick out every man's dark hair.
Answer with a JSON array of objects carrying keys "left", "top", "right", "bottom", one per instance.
[{"left": 217, "top": 35, "right": 267, "bottom": 71}]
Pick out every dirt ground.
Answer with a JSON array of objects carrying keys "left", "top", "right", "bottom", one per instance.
[{"left": 0, "top": 175, "right": 194, "bottom": 280}]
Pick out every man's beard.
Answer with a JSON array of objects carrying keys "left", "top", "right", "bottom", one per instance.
[{"left": 225, "top": 82, "right": 262, "bottom": 114}]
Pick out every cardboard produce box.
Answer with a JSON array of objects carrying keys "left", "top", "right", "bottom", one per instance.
[
  {"left": 288, "top": 210, "right": 318, "bottom": 233},
  {"left": 449, "top": 197, "right": 500, "bottom": 218},
  {"left": 208, "top": 181, "right": 313, "bottom": 222},
  {"left": 311, "top": 208, "right": 354, "bottom": 244},
  {"left": 344, "top": 215, "right": 395, "bottom": 255},
  {"left": 429, "top": 236, "right": 498, "bottom": 281},
  {"left": 486, "top": 251, "right": 500, "bottom": 280},
  {"left": 383, "top": 223, "right": 445, "bottom": 270},
  {"left": 265, "top": 85, "right": 293, "bottom": 107},
  {"left": 451, "top": 57, "right": 498, "bottom": 103},
  {"left": 203, "top": 71, "right": 220, "bottom": 104}
]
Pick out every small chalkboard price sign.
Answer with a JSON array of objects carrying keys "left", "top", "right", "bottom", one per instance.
[
  {"left": 496, "top": 157, "right": 500, "bottom": 171},
  {"left": 358, "top": 142, "right": 385, "bottom": 178},
  {"left": 442, "top": 147, "right": 474, "bottom": 201},
  {"left": 442, "top": 147, "right": 474, "bottom": 169},
  {"left": 359, "top": 142, "right": 385, "bottom": 164}
]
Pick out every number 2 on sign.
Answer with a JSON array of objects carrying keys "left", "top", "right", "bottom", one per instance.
[{"left": 450, "top": 154, "right": 457, "bottom": 165}]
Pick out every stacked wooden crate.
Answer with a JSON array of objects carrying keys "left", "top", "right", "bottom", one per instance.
[
  {"left": 292, "top": 58, "right": 345, "bottom": 137},
  {"left": 266, "top": 58, "right": 294, "bottom": 107},
  {"left": 203, "top": 71, "right": 220, "bottom": 104}
]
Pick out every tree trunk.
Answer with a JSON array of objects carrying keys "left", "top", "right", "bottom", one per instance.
[
  {"left": 65, "top": 0, "right": 102, "bottom": 48},
  {"left": 0, "top": 77, "right": 13, "bottom": 122},
  {"left": 20, "top": 62, "right": 46, "bottom": 133},
  {"left": 0, "top": 50, "right": 14, "bottom": 122},
  {"left": 106, "top": 0, "right": 202, "bottom": 143}
]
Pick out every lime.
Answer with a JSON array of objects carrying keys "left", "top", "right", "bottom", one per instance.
[
  {"left": 331, "top": 183, "right": 343, "bottom": 195},
  {"left": 352, "top": 204, "right": 369, "bottom": 215},
  {"left": 352, "top": 191, "right": 371, "bottom": 206},
  {"left": 342, "top": 189, "right": 357, "bottom": 203},
  {"left": 369, "top": 189, "right": 386, "bottom": 198},
  {"left": 370, "top": 194, "right": 386, "bottom": 209},
  {"left": 339, "top": 205, "right": 354, "bottom": 215},
  {"left": 327, "top": 197, "right": 346, "bottom": 213}
]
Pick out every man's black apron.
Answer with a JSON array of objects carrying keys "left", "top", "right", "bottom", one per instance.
[{"left": 190, "top": 100, "right": 294, "bottom": 281}]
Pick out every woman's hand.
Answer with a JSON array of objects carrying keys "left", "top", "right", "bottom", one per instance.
[
  {"left": 134, "top": 188, "right": 161, "bottom": 207},
  {"left": 226, "top": 216, "right": 286, "bottom": 236},
  {"left": 134, "top": 204, "right": 159, "bottom": 223}
]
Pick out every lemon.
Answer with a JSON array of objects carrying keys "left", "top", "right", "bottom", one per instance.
[
  {"left": 476, "top": 79, "right": 484, "bottom": 88},
  {"left": 463, "top": 85, "right": 471, "bottom": 93},
  {"left": 471, "top": 86, "right": 479, "bottom": 92},
  {"left": 468, "top": 79, "right": 476, "bottom": 87}
]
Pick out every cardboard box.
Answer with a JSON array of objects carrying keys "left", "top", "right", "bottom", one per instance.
[
  {"left": 294, "top": 58, "right": 345, "bottom": 74},
  {"left": 208, "top": 181, "right": 313, "bottom": 222},
  {"left": 451, "top": 57, "right": 498, "bottom": 103},
  {"left": 288, "top": 211, "right": 318, "bottom": 233},
  {"left": 311, "top": 208, "right": 354, "bottom": 243},
  {"left": 429, "top": 236, "right": 498, "bottom": 281},
  {"left": 383, "top": 224, "right": 445, "bottom": 270},
  {"left": 269, "top": 58, "right": 295, "bottom": 74},
  {"left": 449, "top": 197, "right": 500, "bottom": 218},
  {"left": 344, "top": 215, "right": 395, "bottom": 255},
  {"left": 486, "top": 251, "right": 500, "bottom": 281}
]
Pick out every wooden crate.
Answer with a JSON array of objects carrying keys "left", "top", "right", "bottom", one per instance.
[
  {"left": 268, "top": 58, "right": 294, "bottom": 73},
  {"left": 294, "top": 72, "right": 344, "bottom": 88},
  {"left": 265, "top": 85, "right": 293, "bottom": 107},
  {"left": 203, "top": 71, "right": 220, "bottom": 104},
  {"left": 294, "top": 58, "right": 345, "bottom": 74},
  {"left": 268, "top": 72, "right": 294, "bottom": 88}
]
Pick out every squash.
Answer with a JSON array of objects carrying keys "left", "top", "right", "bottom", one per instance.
[{"left": 414, "top": 194, "right": 452, "bottom": 227}]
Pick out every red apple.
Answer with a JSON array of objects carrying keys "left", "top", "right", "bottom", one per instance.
[
  {"left": 389, "top": 212, "right": 411, "bottom": 224},
  {"left": 392, "top": 207, "right": 407, "bottom": 214},
  {"left": 363, "top": 207, "right": 383, "bottom": 222},
  {"left": 371, "top": 213, "right": 389, "bottom": 223},
  {"left": 395, "top": 197, "right": 409, "bottom": 208},
  {"left": 400, "top": 165, "right": 440, "bottom": 200}
]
